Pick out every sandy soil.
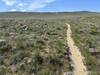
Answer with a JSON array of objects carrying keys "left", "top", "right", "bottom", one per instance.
[{"left": 66, "top": 23, "right": 88, "bottom": 75}]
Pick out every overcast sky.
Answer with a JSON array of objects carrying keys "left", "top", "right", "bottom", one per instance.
[{"left": 0, "top": 0, "right": 100, "bottom": 12}]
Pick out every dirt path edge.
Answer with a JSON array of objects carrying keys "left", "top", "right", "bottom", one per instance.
[{"left": 66, "top": 23, "right": 88, "bottom": 75}]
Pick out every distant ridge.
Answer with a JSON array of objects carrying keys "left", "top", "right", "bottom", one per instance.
[
  {"left": 0, "top": 11, "right": 100, "bottom": 19},
  {"left": 0, "top": 11, "right": 99, "bottom": 13}
]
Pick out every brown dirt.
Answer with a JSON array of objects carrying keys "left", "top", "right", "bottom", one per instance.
[{"left": 66, "top": 23, "right": 88, "bottom": 75}]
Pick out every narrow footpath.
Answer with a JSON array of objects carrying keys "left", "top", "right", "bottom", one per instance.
[{"left": 66, "top": 23, "right": 88, "bottom": 75}]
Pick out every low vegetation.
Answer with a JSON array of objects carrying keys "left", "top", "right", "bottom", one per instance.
[
  {"left": 0, "top": 12, "right": 100, "bottom": 75},
  {"left": 70, "top": 16, "right": 100, "bottom": 75},
  {"left": 0, "top": 19, "right": 70, "bottom": 75}
]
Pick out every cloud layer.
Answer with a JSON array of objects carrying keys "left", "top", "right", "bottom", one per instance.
[
  {"left": 2, "top": 0, "right": 56, "bottom": 11},
  {"left": 2, "top": 0, "right": 16, "bottom": 6}
]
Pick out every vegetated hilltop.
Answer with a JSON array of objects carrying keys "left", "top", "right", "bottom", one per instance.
[
  {"left": 0, "top": 11, "right": 100, "bottom": 75},
  {"left": 69, "top": 15, "right": 100, "bottom": 75},
  {"left": 0, "top": 11, "right": 99, "bottom": 19},
  {"left": 0, "top": 17, "right": 70, "bottom": 75}
]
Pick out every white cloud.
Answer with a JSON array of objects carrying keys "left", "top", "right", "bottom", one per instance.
[
  {"left": 28, "top": 2, "right": 47, "bottom": 10},
  {"left": 44, "top": 0, "right": 56, "bottom": 3},
  {"left": 2, "top": 0, "right": 16, "bottom": 6},
  {"left": 20, "top": 9, "right": 26, "bottom": 12},
  {"left": 31, "top": 0, "right": 56, "bottom": 10},
  {"left": 18, "top": 3, "right": 27, "bottom": 7},
  {"left": 22, "top": 0, "right": 56, "bottom": 11},
  {"left": 18, "top": 3, "right": 24, "bottom": 7},
  {"left": 10, "top": 9, "right": 17, "bottom": 11},
  {"left": 7, "top": 0, "right": 56, "bottom": 11}
]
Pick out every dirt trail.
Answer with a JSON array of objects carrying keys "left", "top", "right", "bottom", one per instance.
[{"left": 66, "top": 23, "right": 88, "bottom": 75}]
